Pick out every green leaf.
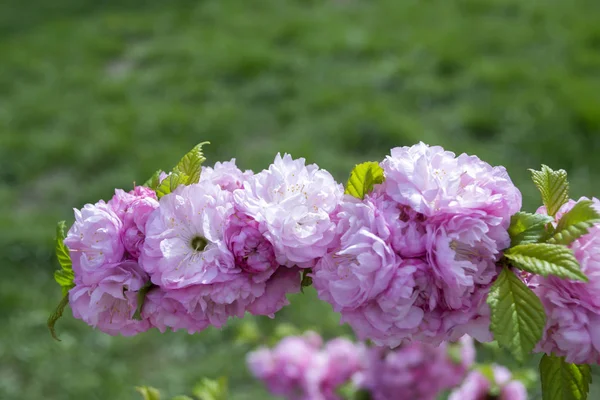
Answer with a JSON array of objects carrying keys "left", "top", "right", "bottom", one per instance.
[
  {"left": 300, "top": 269, "right": 312, "bottom": 292},
  {"left": 508, "top": 212, "right": 554, "bottom": 246},
  {"left": 539, "top": 354, "right": 591, "bottom": 400},
  {"left": 173, "top": 141, "right": 209, "bottom": 185},
  {"left": 192, "top": 377, "right": 228, "bottom": 400},
  {"left": 505, "top": 243, "right": 587, "bottom": 282},
  {"left": 155, "top": 171, "right": 187, "bottom": 198},
  {"left": 47, "top": 294, "right": 70, "bottom": 341},
  {"left": 530, "top": 165, "right": 569, "bottom": 217},
  {"left": 136, "top": 386, "right": 161, "bottom": 400},
  {"left": 143, "top": 169, "right": 163, "bottom": 190},
  {"left": 133, "top": 282, "right": 155, "bottom": 320},
  {"left": 171, "top": 396, "right": 194, "bottom": 400},
  {"left": 548, "top": 200, "right": 600, "bottom": 246},
  {"left": 345, "top": 161, "right": 384, "bottom": 199},
  {"left": 54, "top": 221, "right": 74, "bottom": 296},
  {"left": 487, "top": 267, "right": 546, "bottom": 362}
]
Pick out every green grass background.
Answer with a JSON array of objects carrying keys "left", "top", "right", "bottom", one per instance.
[{"left": 1, "top": 0, "right": 600, "bottom": 398}]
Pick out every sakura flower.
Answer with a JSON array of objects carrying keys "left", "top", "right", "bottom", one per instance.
[
  {"left": 69, "top": 261, "right": 150, "bottom": 336},
  {"left": 200, "top": 158, "right": 253, "bottom": 192},
  {"left": 140, "top": 182, "right": 235, "bottom": 289},
  {"left": 64, "top": 201, "right": 124, "bottom": 284},
  {"left": 380, "top": 142, "right": 522, "bottom": 220},
  {"left": 234, "top": 153, "right": 343, "bottom": 268}
]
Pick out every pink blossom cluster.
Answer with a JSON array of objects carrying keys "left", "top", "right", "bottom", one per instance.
[
  {"left": 313, "top": 143, "right": 522, "bottom": 346},
  {"left": 529, "top": 197, "right": 600, "bottom": 364},
  {"left": 247, "top": 332, "right": 366, "bottom": 400},
  {"left": 449, "top": 365, "right": 527, "bottom": 400},
  {"left": 247, "top": 332, "right": 476, "bottom": 400},
  {"left": 65, "top": 156, "right": 342, "bottom": 335},
  {"left": 358, "top": 335, "right": 476, "bottom": 400}
]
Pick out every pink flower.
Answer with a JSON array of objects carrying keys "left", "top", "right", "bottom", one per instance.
[
  {"left": 531, "top": 197, "right": 600, "bottom": 364},
  {"left": 234, "top": 153, "right": 343, "bottom": 268},
  {"left": 312, "top": 197, "right": 397, "bottom": 313},
  {"left": 200, "top": 159, "right": 253, "bottom": 192},
  {"left": 69, "top": 261, "right": 150, "bottom": 336},
  {"left": 248, "top": 332, "right": 365, "bottom": 400},
  {"left": 306, "top": 338, "right": 367, "bottom": 399},
  {"left": 64, "top": 201, "right": 124, "bottom": 284},
  {"left": 140, "top": 181, "right": 300, "bottom": 330},
  {"left": 247, "top": 332, "right": 324, "bottom": 398},
  {"left": 449, "top": 366, "right": 527, "bottom": 400},
  {"left": 109, "top": 186, "right": 157, "bottom": 220},
  {"left": 313, "top": 197, "right": 498, "bottom": 346},
  {"left": 140, "top": 182, "right": 236, "bottom": 289},
  {"left": 246, "top": 267, "right": 301, "bottom": 317},
  {"left": 120, "top": 191, "right": 159, "bottom": 259},
  {"left": 381, "top": 142, "right": 522, "bottom": 220},
  {"left": 359, "top": 337, "right": 475, "bottom": 400},
  {"left": 314, "top": 144, "right": 519, "bottom": 346},
  {"left": 225, "top": 211, "right": 277, "bottom": 274}
]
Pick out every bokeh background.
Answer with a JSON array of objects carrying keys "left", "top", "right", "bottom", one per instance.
[{"left": 1, "top": 0, "right": 599, "bottom": 399}]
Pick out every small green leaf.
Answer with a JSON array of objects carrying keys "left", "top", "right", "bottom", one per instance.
[
  {"left": 174, "top": 142, "right": 209, "bottom": 185},
  {"left": 539, "top": 354, "right": 591, "bottom": 400},
  {"left": 54, "top": 221, "right": 74, "bottom": 296},
  {"left": 133, "top": 282, "right": 155, "bottom": 321},
  {"left": 55, "top": 221, "right": 72, "bottom": 270},
  {"left": 487, "top": 267, "right": 546, "bottom": 362},
  {"left": 155, "top": 171, "right": 187, "bottom": 198},
  {"left": 345, "top": 162, "right": 384, "bottom": 199},
  {"left": 54, "top": 269, "right": 75, "bottom": 296},
  {"left": 530, "top": 165, "right": 569, "bottom": 217},
  {"left": 508, "top": 212, "right": 554, "bottom": 246},
  {"left": 505, "top": 243, "right": 587, "bottom": 282},
  {"left": 48, "top": 294, "right": 70, "bottom": 341},
  {"left": 547, "top": 200, "right": 600, "bottom": 246},
  {"left": 136, "top": 386, "right": 161, "bottom": 400},
  {"left": 300, "top": 269, "right": 312, "bottom": 292},
  {"left": 192, "top": 377, "right": 228, "bottom": 400},
  {"left": 171, "top": 396, "right": 194, "bottom": 400},
  {"left": 143, "top": 170, "right": 163, "bottom": 190}
]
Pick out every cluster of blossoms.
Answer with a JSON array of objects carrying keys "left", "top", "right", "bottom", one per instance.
[
  {"left": 65, "top": 155, "right": 342, "bottom": 335},
  {"left": 247, "top": 332, "right": 366, "bottom": 400},
  {"left": 449, "top": 365, "right": 527, "bottom": 400},
  {"left": 247, "top": 332, "right": 487, "bottom": 400},
  {"left": 312, "top": 143, "right": 522, "bottom": 346},
  {"left": 528, "top": 197, "right": 600, "bottom": 364}
]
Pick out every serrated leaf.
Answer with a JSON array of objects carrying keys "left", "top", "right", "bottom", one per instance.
[
  {"left": 487, "top": 267, "right": 546, "bottom": 362},
  {"left": 345, "top": 161, "right": 384, "bottom": 200},
  {"left": 136, "top": 386, "right": 161, "bottom": 400},
  {"left": 173, "top": 142, "right": 209, "bottom": 185},
  {"left": 505, "top": 243, "right": 587, "bottom": 282},
  {"left": 540, "top": 354, "right": 591, "bottom": 400},
  {"left": 509, "top": 212, "right": 555, "bottom": 246},
  {"left": 548, "top": 200, "right": 600, "bottom": 246},
  {"left": 530, "top": 165, "right": 569, "bottom": 217},
  {"left": 54, "top": 221, "right": 74, "bottom": 295},
  {"left": 54, "top": 269, "right": 75, "bottom": 296},
  {"left": 48, "top": 294, "right": 70, "bottom": 341},
  {"left": 133, "top": 282, "right": 155, "bottom": 320},
  {"left": 56, "top": 221, "right": 72, "bottom": 270},
  {"left": 155, "top": 171, "right": 187, "bottom": 198},
  {"left": 143, "top": 169, "right": 163, "bottom": 190}
]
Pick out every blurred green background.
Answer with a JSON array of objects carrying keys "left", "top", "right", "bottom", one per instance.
[{"left": 1, "top": 0, "right": 599, "bottom": 399}]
